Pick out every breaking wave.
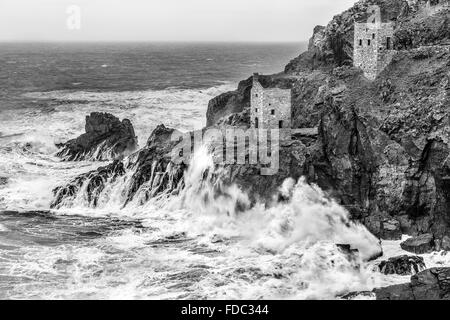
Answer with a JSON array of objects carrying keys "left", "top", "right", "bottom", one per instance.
[{"left": 39, "top": 145, "right": 384, "bottom": 298}]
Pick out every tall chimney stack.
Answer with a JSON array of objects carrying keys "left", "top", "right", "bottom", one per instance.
[{"left": 253, "top": 73, "right": 259, "bottom": 85}]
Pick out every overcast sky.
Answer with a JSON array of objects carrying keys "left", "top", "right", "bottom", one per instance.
[{"left": 0, "top": 0, "right": 357, "bottom": 42}]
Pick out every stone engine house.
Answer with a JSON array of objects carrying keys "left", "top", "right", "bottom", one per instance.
[
  {"left": 250, "top": 73, "right": 292, "bottom": 137},
  {"left": 353, "top": 22, "right": 396, "bottom": 80}
]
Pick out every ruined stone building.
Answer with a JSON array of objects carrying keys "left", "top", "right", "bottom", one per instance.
[
  {"left": 353, "top": 21, "right": 396, "bottom": 80},
  {"left": 250, "top": 73, "right": 292, "bottom": 139}
]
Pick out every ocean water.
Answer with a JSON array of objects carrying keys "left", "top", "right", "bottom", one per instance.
[{"left": 0, "top": 42, "right": 444, "bottom": 300}]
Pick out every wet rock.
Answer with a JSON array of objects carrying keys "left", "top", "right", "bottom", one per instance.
[
  {"left": 375, "top": 267, "right": 450, "bottom": 300},
  {"left": 51, "top": 160, "right": 126, "bottom": 208},
  {"left": 374, "top": 283, "right": 415, "bottom": 300},
  {"left": 56, "top": 112, "right": 138, "bottom": 161},
  {"left": 0, "top": 177, "right": 8, "bottom": 185},
  {"left": 51, "top": 124, "right": 186, "bottom": 209},
  {"left": 340, "top": 291, "right": 375, "bottom": 300},
  {"left": 441, "top": 236, "right": 450, "bottom": 251},
  {"left": 336, "top": 244, "right": 359, "bottom": 257},
  {"left": 381, "top": 219, "right": 402, "bottom": 240},
  {"left": 378, "top": 255, "right": 426, "bottom": 275},
  {"left": 400, "top": 234, "right": 435, "bottom": 254}
]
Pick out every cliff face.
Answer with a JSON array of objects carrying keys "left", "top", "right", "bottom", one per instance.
[{"left": 204, "top": 0, "right": 450, "bottom": 241}]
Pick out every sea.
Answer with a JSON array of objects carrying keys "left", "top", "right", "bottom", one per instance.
[{"left": 0, "top": 42, "right": 447, "bottom": 300}]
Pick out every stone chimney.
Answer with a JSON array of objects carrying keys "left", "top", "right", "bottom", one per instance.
[{"left": 253, "top": 73, "right": 260, "bottom": 85}]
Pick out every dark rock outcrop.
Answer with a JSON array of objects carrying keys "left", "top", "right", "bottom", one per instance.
[
  {"left": 51, "top": 124, "right": 185, "bottom": 209},
  {"left": 394, "top": 4, "right": 450, "bottom": 50},
  {"left": 378, "top": 255, "right": 426, "bottom": 275},
  {"left": 0, "top": 177, "right": 8, "bottom": 186},
  {"left": 51, "top": 161, "right": 126, "bottom": 208},
  {"left": 340, "top": 291, "right": 375, "bottom": 300},
  {"left": 375, "top": 267, "right": 450, "bottom": 300},
  {"left": 380, "top": 219, "right": 403, "bottom": 240},
  {"left": 400, "top": 234, "right": 435, "bottom": 254},
  {"left": 56, "top": 112, "right": 138, "bottom": 161}
]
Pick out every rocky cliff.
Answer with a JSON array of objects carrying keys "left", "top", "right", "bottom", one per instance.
[
  {"left": 204, "top": 0, "right": 450, "bottom": 243},
  {"left": 56, "top": 112, "right": 138, "bottom": 161}
]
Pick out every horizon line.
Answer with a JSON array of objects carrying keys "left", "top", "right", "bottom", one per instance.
[{"left": 0, "top": 40, "right": 309, "bottom": 44}]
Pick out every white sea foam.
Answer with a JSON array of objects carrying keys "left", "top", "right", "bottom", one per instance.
[
  {"left": 0, "top": 141, "right": 391, "bottom": 299},
  {"left": 46, "top": 147, "right": 384, "bottom": 298}
]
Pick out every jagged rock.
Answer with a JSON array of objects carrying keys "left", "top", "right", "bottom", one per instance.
[
  {"left": 381, "top": 219, "right": 403, "bottom": 240},
  {"left": 394, "top": 5, "right": 449, "bottom": 50},
  {"left": 400, "top": 234, "right": 435, "bottom": 254},
  {"left": 336, "top": 244, "right": 359, "bottom": 257},
  {"left": 375, "top": 267, "right": 450, "bottom": 300},
  {"left": 340, "top": 291, "right": 375, "bottom": 300},
  {"left": 378, "top": 255, "right": 426, "bottom": 275},
  {"left": 441, "top": 236, "right": 450, "bottom": 251},
  {"left": 56, "top": 112, "right": 138, "bottom": 161},
  {"left": 51, "top": 161, "right": 125, "bottom": 208},
  {"left": 374, "top": 283, "right": 415, "bottom": 300},
  {"left": 401, "top": 138, "right": 450, "bottom": 238},
  {"left": 335, "top": 244, "right": 383, "bottom": 262},
  {"left": 0, "top": 177, "right": 8, "bottom": 186},
  {"left": 51, "top": 124, "right": 185, "bottom": 209}
]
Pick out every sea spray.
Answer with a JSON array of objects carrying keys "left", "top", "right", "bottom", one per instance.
[
  {"left": 1, "top": 144, "right": 386, "bottom": 299},
  {"left": 167, "top": 146, "right": 381, "bottom": 260},
  {"left": 173, "top": 145, "right": 250, "bottom": 218}
]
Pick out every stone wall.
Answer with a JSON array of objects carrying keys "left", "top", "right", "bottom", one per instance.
[
  {"left": 250, "top": 74, "right": 292, "bottom": 139},
  {"left": 354, "top": 22, "right": 395, "bottom": 80}
]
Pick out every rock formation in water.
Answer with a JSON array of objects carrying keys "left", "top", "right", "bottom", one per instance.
[
  {"left": 378, "top": 255, "right": 426, "bottom": 275},
  {"left": 51, "top": 124, "right": 185, "bottom": 208},
  {"left": 374, "top": 267, "right": 450, "bottom": 300},
  {"left": 56, "top": 112, "right": 138, "bottom": 161},
  {"left": 400, "top": 234, "right": 435, "bottom": 254}
]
